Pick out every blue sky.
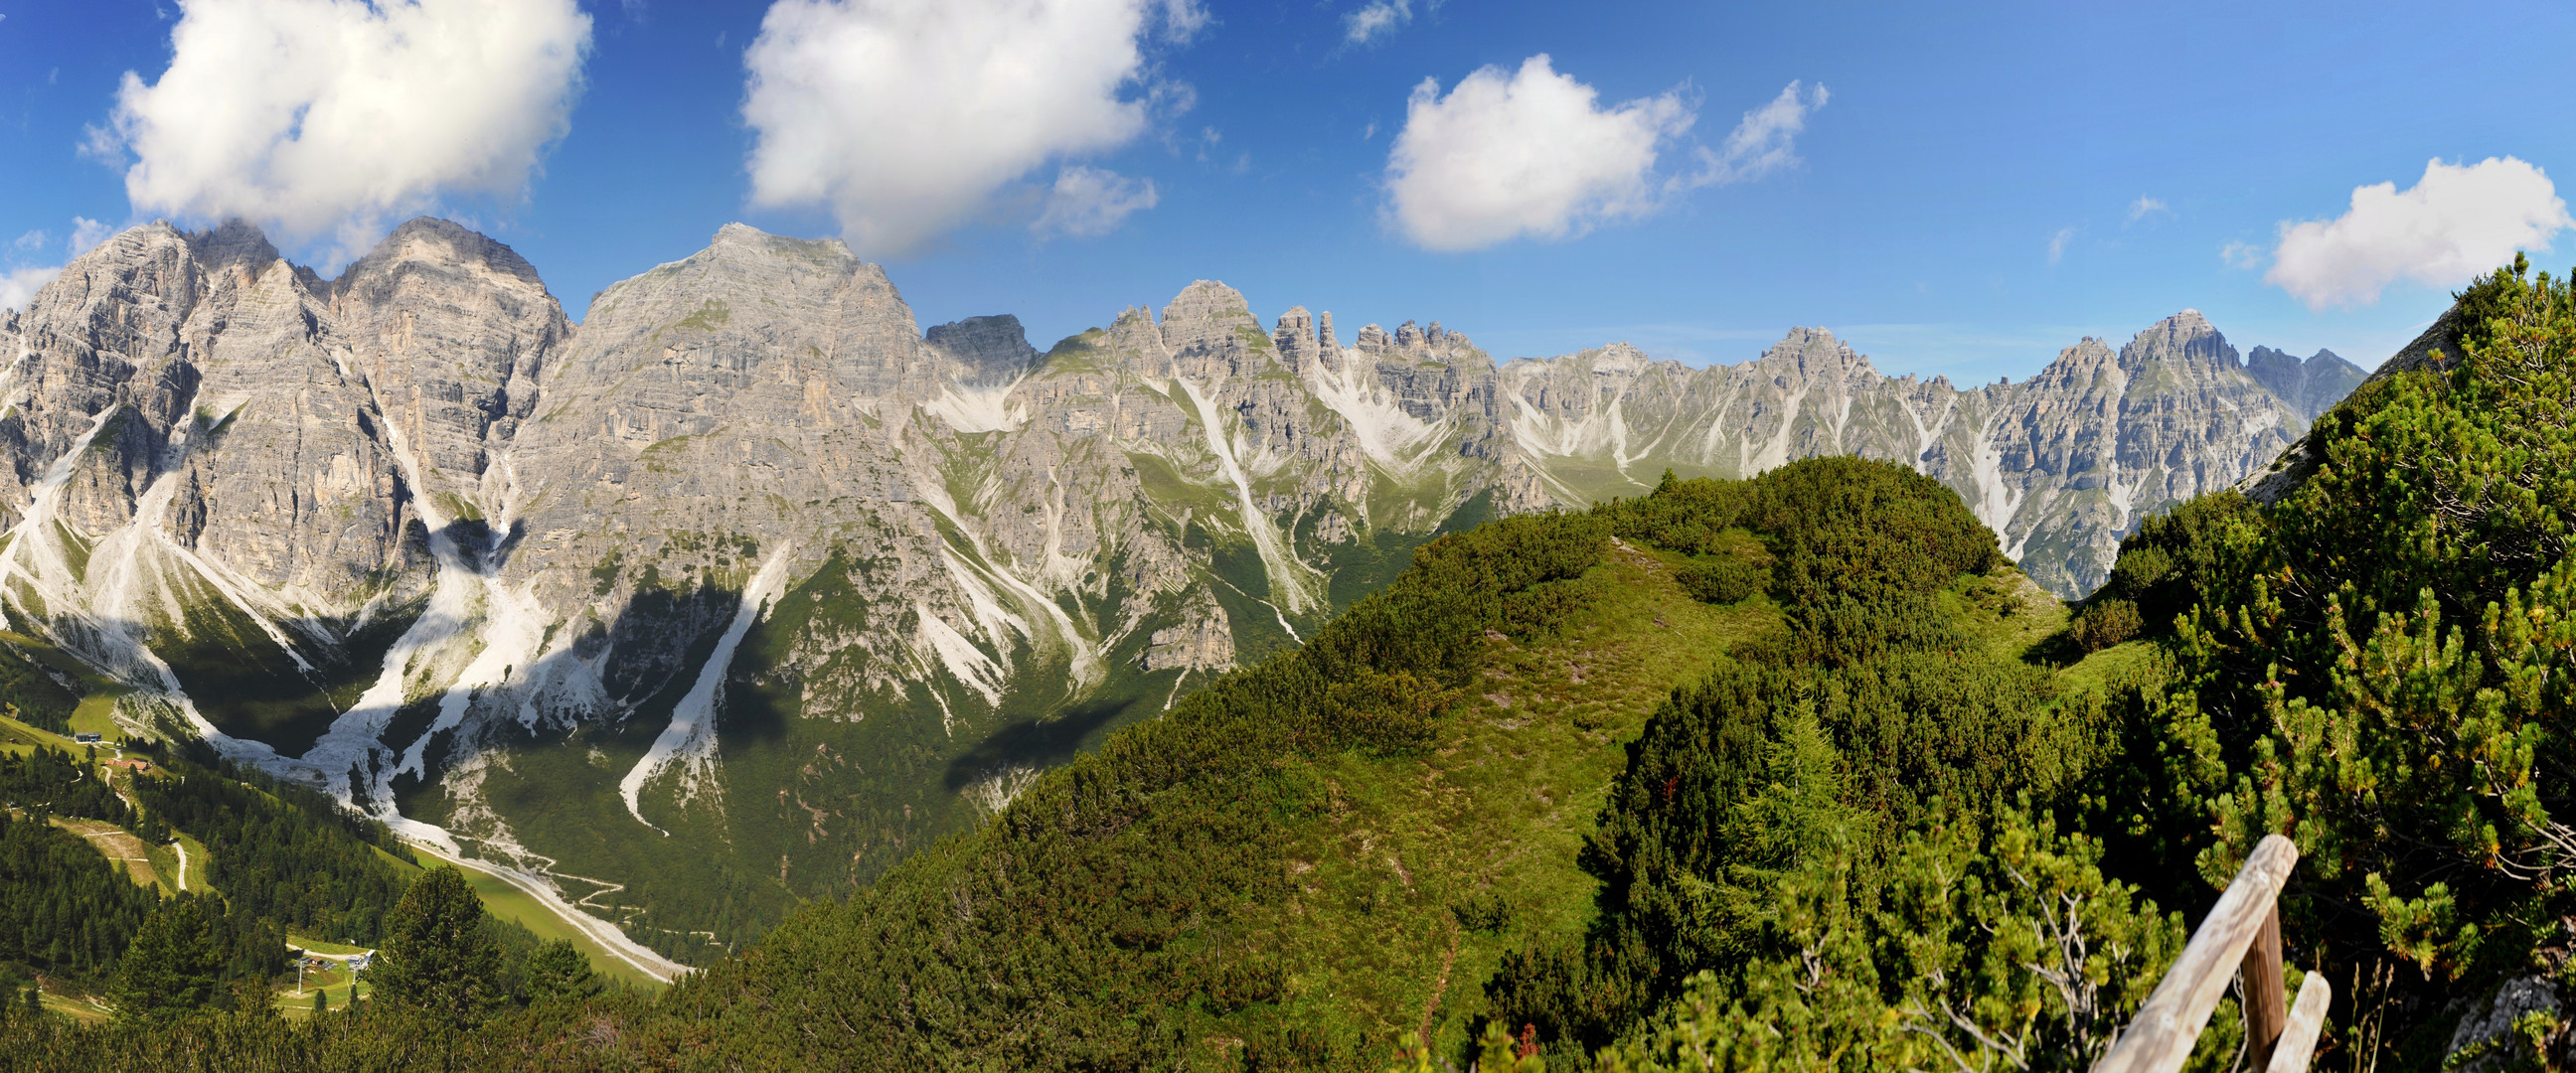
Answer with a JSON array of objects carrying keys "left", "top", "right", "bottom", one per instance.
[{"left": 2, "top": 0, "right": 2571, "bottom": 383}]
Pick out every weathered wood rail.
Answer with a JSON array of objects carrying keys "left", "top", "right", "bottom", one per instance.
[{"left": 2094, "top": 835, "right": 2331, "bottom": 1073}]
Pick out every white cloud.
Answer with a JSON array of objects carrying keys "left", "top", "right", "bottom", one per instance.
[
  {"left": 2220, "top": 239, "right": 2265, "bottom": 270},
  {"left": 1689, "top": 79, "right": 1828, "bottom": 186},
  {"left": 1344, "top": 0, "right": 1409, "bottom": 44},
  {"left": 1383, "top": 64, "right": 1826, "bottom": 252},
  {"left": 0, "top": 266, "right": 59, "bottom": 313},
  {"left": 2266, "top": 156, "right": 2571, "bottom": 310},
  {"left": 1384, "top": 56, "right": 1699, "bottom": 251},
  {"left": 2047, "top": 226, "right": 2076, "bottom": 264},
  {"left": 10, "top": 230, "right": 44, "bottom": 253},
  {"left": 1034, "top": 165, "right": 1159, "bottom": 237},
  {"left": 2127, "top": 196, "right": 2172, "bottom": 224},
  {"left": 743, "top": 0, "right": 1201, "bottom": 256},
  {"left": 96, "top": 0, "right": 591, "bottom": 258},
  {"left": 68, "top": 218, "right": 113, "bottom": 257}
]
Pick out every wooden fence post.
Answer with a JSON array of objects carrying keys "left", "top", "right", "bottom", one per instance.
[
  {"left": 2242, "top": 905, "right": 2286, "bottom": 1068},
  {"left": 2264, "top": 972, "right": 2333, "bottom": 1073}
]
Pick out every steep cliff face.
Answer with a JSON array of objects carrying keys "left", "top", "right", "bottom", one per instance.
[
  {"left": 0, "top": 219, "right": 2355, "bottom": 962},
  {"left": 0, "top": 222, "right": 430, "bottom": 767}
]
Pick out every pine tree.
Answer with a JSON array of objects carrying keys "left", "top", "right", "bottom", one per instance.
[
  {"left": 108, "top": 898, "right": 224, "bottom": 1022},
  {"left": 368, "top": 865, "right": 503, "bottom": 1026},
  {"left": 520, "top": 939, "right": 601, "bottom": 1001}
]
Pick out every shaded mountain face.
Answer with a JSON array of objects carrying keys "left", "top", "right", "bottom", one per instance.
[
  {"left": 2246, "top": 345, "right": 2369, "bottom": 420},
  {"left": 0, "top": 220, "right": 2350, "bottom": 958}
]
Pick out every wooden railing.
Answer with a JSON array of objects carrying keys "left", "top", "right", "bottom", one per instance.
[{"left": 2094, "top": 835, "right": 2332, "bottom": 1073}]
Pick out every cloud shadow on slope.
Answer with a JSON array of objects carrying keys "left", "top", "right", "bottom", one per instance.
[{"left": 939, "top": 695, "right": 1135, "bottom": 792}]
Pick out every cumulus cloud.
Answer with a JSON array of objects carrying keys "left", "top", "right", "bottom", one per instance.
[
  {"left": 2266, "top": 156, "right": 2571, "bottom": 309},
  {"left": 744, "top": 0, "right": 1199, "bottom": 256},
  {"left": 2127, "top": 196, "right": 2172, "bottom": 224},
  {"left": 1689, "top": 79, "right": 1828, "bottom": 186},
  {"left": 10, "top": 231, "right": 44, "bottom": 253},
  {"left": 95, "top": 0, "right": 591, "bottom": 257},
  {"left": 1384, "top": 60, "right": 1825, "bottom": 251},
  {"left": 1384, "top": 57, "right": 1689, "bottom": 251},
  {"left": 1034, "top": 166, "right": 1159, "bottom": 237}
]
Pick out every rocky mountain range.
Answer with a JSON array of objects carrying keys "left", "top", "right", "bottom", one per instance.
[{"left": 0, "top": 219, "right": 2363, "bottom": 964}]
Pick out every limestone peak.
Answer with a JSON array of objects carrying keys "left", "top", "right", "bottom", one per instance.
[
  {"left": 2120, "top": 308, "right": 2237, "bottom": 373},
  {"left": 925, "top": 314, "right": 1043, "bottom": 383},
  {"left": 337, "top": 217, "right": 549, "bottom": 298}
]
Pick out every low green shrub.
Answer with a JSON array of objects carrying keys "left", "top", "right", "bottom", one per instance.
[
  {"left": 2067, "top": 598, "right": 2142, "bottom": 652},
  {"left": 1674, "top": 559, "right": 1762, "bottom": 604}
]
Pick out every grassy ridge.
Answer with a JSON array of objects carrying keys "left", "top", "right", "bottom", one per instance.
[
  {"left": 1481, "top": 459, "right": 2186, "bottom": 1070},
  {"left": 1212, "top": 538, "right": 1771, "bottom": 1058}
]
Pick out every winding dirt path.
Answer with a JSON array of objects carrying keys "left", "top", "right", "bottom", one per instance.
[
  {"left": 1416, "top": 921, "right": 1461, "bottom": 1049},
  {"left": 403, "top": 841, "right": 688, "bottom": 985}
]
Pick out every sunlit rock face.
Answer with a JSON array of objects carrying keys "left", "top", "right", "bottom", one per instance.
[{"left": 0, "top": 220, "right": 2343, "bottom": 959}]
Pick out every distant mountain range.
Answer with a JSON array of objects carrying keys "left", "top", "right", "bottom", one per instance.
[{"left": 0, "top": 219, "right": 2362, "bottom": 959}]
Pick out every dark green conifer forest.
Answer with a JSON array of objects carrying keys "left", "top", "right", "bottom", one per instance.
[
  {"left": 0, "top": 747, "right": 131, "bottom": 825},
  {"left": 129, "top": 742, "right": 417, "bottom": 946},
  {"left": 0, "top": 813, "right": 156, "bottom": 990},
  {"left": 0, "top": 258, "right": 2571, "bottom": 1070}
]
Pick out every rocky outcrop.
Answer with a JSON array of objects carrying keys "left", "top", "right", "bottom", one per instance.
[
  {"left": 1139, "top": 588, "right": 1233, "bottom": 673},
  {"left": 0, "top": 218, "right": 2362, "bottom": 959},
  {"left": 2447, "top": 975, "right": 2564, "bottom": 1073}
]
